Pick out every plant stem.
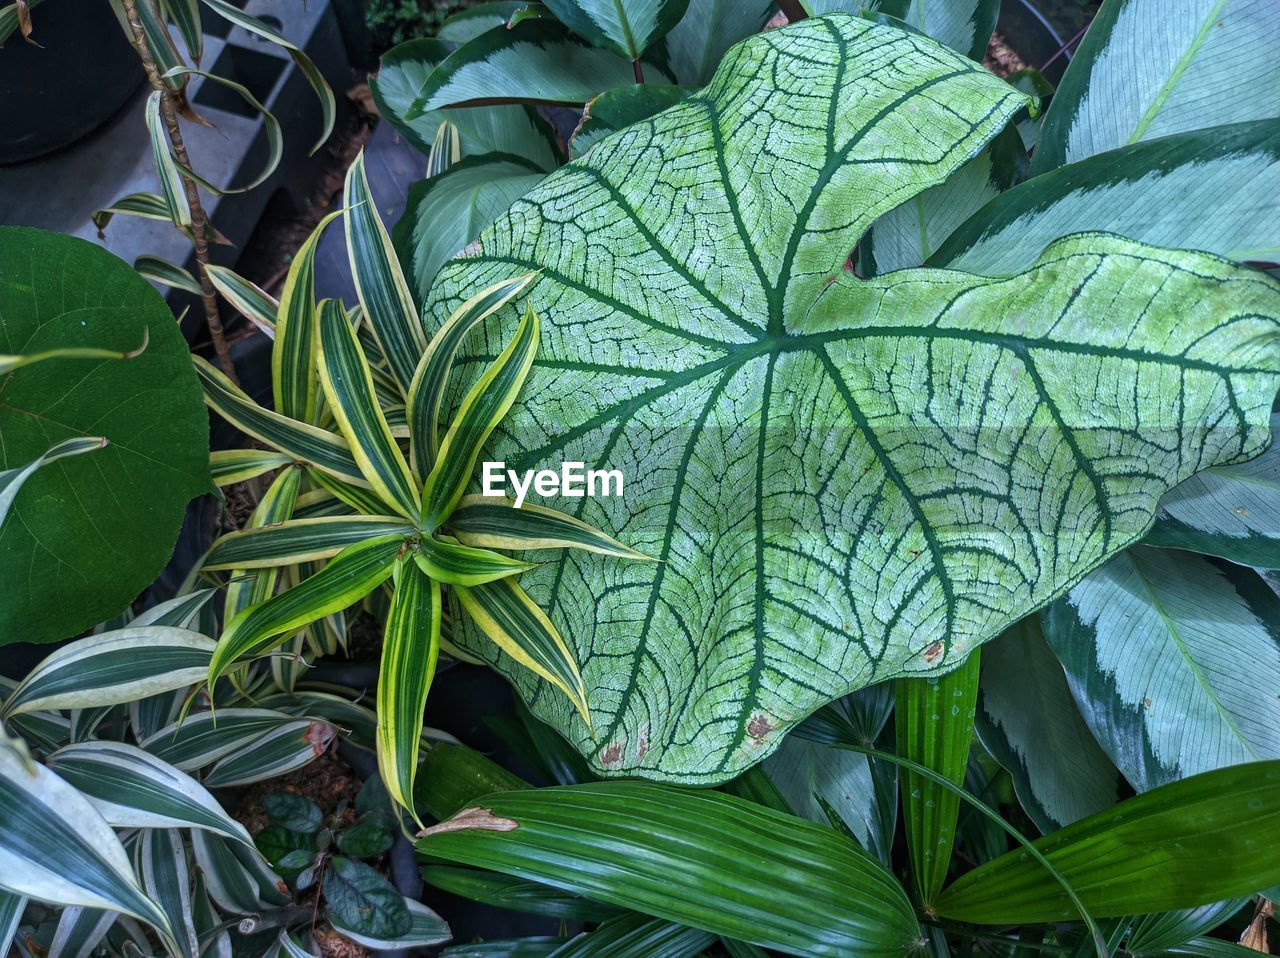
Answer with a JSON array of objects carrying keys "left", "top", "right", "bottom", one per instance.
[
  {"left": 119, "top": 0, "right": 240, "bottom": 386},
  {"left": 632, "top": 59, "right": 645, "bottom": 83}
]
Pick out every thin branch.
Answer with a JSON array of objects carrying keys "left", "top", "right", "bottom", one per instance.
[{"left": 119, "top": 0, "right": 240, "bottom": 386}]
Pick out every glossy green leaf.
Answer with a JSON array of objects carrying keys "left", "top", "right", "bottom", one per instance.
[
  {"left": 346, "top": 150, "right": 426, "bottom": 393},
  {"left": 1126, "top": 899, "right": 1249, "bottom": 955},
  {"left": 1041, "top": 546, "right": 1280, "bottom": 792},
  {"left": 141, "top": 708, "right": 301, "bottom": 770},
  {"left": 550, "top": 913, "right": 713, "bottom": 958},
  {"left": 0, "top": 228, "right": 209, "bottom": 645},
  {"left": 337, "top": 820, "right": 394, "bottom": 857},
  {"left": 421, "top": 304, "right": 539, "bottom": 528},
  {"left": 663, "top": 0, "right": 775, "bottom": 86},
  {"left": 542, "top": 0, "right": 691, "bottom": 59},
  {"left": 264, "top": 792, "right": 323, "bottom": 832},
  {"left": 0, "top": 739, "right": 173, "bottom": 935},
  {"left": 206, "top": 515, "right": 413, "bottom": 570},
  {"left": 323, "top": 857, "right": 411, "bottom": 939},
  {"left": 134, "top": 255, "right": 201, "bottom": 295},
  {"left": 317, "top": 297, "right": 420, "bottom": 517},
  {"left": 437, "top": 2, "right": 528, "bottom": 42},
  {"left": 934, "top": 761, "right": 1280, "bottom": 923},
  {"left": 199, "top": 0, "right": 335, "bottom": 153},
  {"left": 208, "top": 448, "right": 294, "bottom": 487},
  {"left": 328, "top": 896, "right": 451, "bottom": 950},
  {"left": 1145, "top": 411, "right": 1280, "bottom": 565},
  {"left": 441, "top": 940, "right": 566, "bottom": 958},
  {"left": 417, "top": 742, "right": 530, "bottom": 821},
  {"left": 415, "top": 537, "right": 537, "bottom": 586},
  {"left": 47, "top": 741, "right": 254, "bottom": 846},
  {"left": 205, "top": 264, "right": 279, "bottom": 337},
  {"left": 456, "top": 575, "right": 590, "bottom": 726},
  {"left": 803, "top": 0, "right": 998, "bottom": 58},
  {"left": 1032, "top": 0, "right": 1280, "bottom": 172},
  {"left": 274, "top": 210, "right": 341, "bottom": 422},
  {"left": 377, "top": 559, "right": 442, "bottom": 816},
  {"left": 762, "top": 734, "right": 882, "bottom": 854},
  {"left": 975, "top": 617, "right": 1118, "bottom": 832},
  {"left": 1, "top": 628, "right": 214, "bottom": 717},
  {"left": 372, "top": 38, "right": 560, "bottom": 168},
  {"left": 569, "top": 85, "right": 690, "bottom": 159},
  {"left": 202, "top": 719, "right": 333, "bottom": 787},
  {"left": 897, "top": 651, "right": 979, "bottom": 902},
  {"left": 0, "top": 437, "right": 105, "bottom": 527},
  {"left": 449, "top": 496, "right": 650, "bottom": 560},
  {"left": 406, "top": 18, "right": 667, "bottom": 116},
  {"left": 394, "top": 157, "right": 546, "bottom": 308},
  {"left": 194, "top": 356, "right": 366, "bottom": 486},
  {"left": 423, "top": 14, "right": 1280, "bottom": 781},
  {"left": 419, "top": 781, "right": 920, "bottom": 957},
  {"left": 936, "top": 121, "right": 1280, "bottom": 276},
  {"left": 223, "top": 465, "right": 301, "bottom": 629},
  {"left": 422, "top": 866, "right": 621, "bottom": 922},
  {"left": 210, "top": 535, "right": 401, "bottom": 681},
  {"left": 138, "top": 828, "right": 198, "bottom": 958}
]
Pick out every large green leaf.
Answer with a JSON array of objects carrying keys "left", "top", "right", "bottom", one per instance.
[
  {"left": 1144, "top": 411, "right": 1280, "bottom": 565},
  {"left": 542, "top": 0, "right": 691, "bottom": 60},
  {"left": 934, "top": 760, "right": 1280, "bottom": 924},
  {"left": 423, "top": 14, "right": 1280, "bottom": 782},
  {"left": 975, "top": 617, "right": 1119, "bottom": 833},
  {"left": 663, "top": 0, "right": 775, "bottom": 86},
  {"left": 804, "top": 0, "right": 999, "bottom": 59},
  {"left": 418, "top": 781, "right": 920, "bottom": 957},
  {"left": 1032, "top": 0, "right": 1280, "bottom": 172},
  {"left": 0, "top": 227, "right": 209, "bottom": 645},
  {"left": 936, "top": 121, "right": 1280, "bottom": 276},
  {"left": 1041, "top": 546, "right": 1280, "bottom": 792}
]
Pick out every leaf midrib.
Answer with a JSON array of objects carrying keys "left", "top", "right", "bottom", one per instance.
[{"left": 1126, "top": 0, "right": 1228, "bottom": 144}]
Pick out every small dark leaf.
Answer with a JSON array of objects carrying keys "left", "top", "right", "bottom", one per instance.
[
  {"left": 277, "top": 849, "right": 315, "bottom": 870},
  {"left": 255, "top": 825, "right": 315, "bottom": 872},
  {"left": 355, "top": 774, "right": 398, "bottom": 830},
  {"left": 323, "top": 856, "right": 410, "bottom": 938},
  {"left": 338, "top": 820, "right": 395, "bottom": 859},
  {"left": 316, "top": 827, "right": 334, "bottom": 852},
  {"left": 264, "top": 793, "right": 324, "bottom": 833},
  {"left": 296, "top": 863, "right": 319, "bottom": 892}
]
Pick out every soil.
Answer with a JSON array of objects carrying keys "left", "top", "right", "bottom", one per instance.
[{"left": 233, "top": 751, "right": 363, "bottom": 835}]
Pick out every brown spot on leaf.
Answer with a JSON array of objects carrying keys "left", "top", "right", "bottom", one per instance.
[
  {"left": 923, "top": 641, "right": 944, "bottom": 664},
  {"left": 1143, "top": 697, "right": 1152, "bottom": 708},
  {"left": 747, "top": 713, "right": 774, "bottom": 741},
  {"left": 598, "top": 743, "right": 624, "bottom": 767},
  {"left": 305, "top": 721, "right": 336, "bottom": 756},
  {"left": 636, "top": 729, "right": 649, "bottom": 761},
  {"left": 418, "top": 806, "right": 518, "bottom": 838}
]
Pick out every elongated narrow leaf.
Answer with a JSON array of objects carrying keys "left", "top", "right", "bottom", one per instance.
[
  {"left": 897, "top": 651, "right": 979, "bottom": 903},
  {"left": 1146, "top": 411, "right": 1280, "bottom": 565},
  {"left": 223, "top": 465, "right": 301, "bottom": 630},
  {"left": 144, "top": 92, "right": 191, "bottom": 228},
  {"left": 205, "top": 265, "right": 279, "bottom": 337},
  {"left": 1041, "top": 546, "right": 1280, "bottom": 792},
  {"left": 1032, "top": 0, "right": 1280, "bottom": 172},
  {"left": 206, "top": 516, "right": 413, "bottom": 570},
  {"left": 133, "top": 0, "right": 187, "bottom": 91},
  {"left": 211, "top": 536, "right": 401, "bottom": 680},
  {"left": 142, "top": 708, "right": 302, "bottom": 771},
  {"left": 47, "top": 741, "right": 253, "bottom": 846},
  {"left": 1126, "top": 899, "right": 1250, "bottom": 955},
  {"left": 422, "top": 866, "right": 620, "bottom": 922},
  {"left": 48, "top": 906, "right": 113, "bottom": 958},
  {"left": 975, "top": 618, "right": 1118, "bottom": 833},
  {"left": 275, "top": 211, "right": 342, "bottom": 422},
  {"left": 317, "top": 298, "right": 420, "bottom": 517},
  {"left": 936, "top": 121, "right": 1280, "bottom": 276},
  {"left": 1, "top": 628, "right": 214, "bottom": 717},
  {"left": 407, "top": 19, "right": 666, "bottom": 116},
  {"left": 92, "top": 192, "right": 172, "bottom": 232},
  {"left": 307, "top": 468, "right": 397, "bottom": 517},
  {"left": 415, "top": 537, "right": 536, "bottom": 587},
  {"left": 134, "top": 255, "right": 200, "bottom": 294},
  {"left": 209, "top": 448, "right": 293, "bottom": 487},
  {"left": 0, "top": 742, "right": 172, "bottom": 933},
  {"left": 663, "top": 0, "right": 775, "bottom": 86},
  {"left": 394, "top": 157, "right": 546, "bottom": 311},
  {"left": 0, "top": 437, "right": 105, "bottom": 526},
  {"left": 199, "top": 0, "right": 334, "bottom": 153},
  {"left": 377, "top": 560, "right": 442, "bottom": 816},
  {"left": 456, "top": 576, "right": 589, "bottom": 725},
  {"left": 190, "top": 831, "right": 289, "bottom": 914},
  {"left": 420, "top": 782, "right": 919, "bottom": 957},
  {"left": 194, "top": 356, "right": 365, "bottom": 485},
  {"left": 329, "top": 896, "right": 451, "bottom": 949},
  {"left": 0, "top": 332, "right": 146, "bottom": 375},
  {"left": 418, "top": 742, "right": 530, "bottom": 821},
  {"left": 139, "top": 829, "right": 198, "bottom": 958},
  {"left": 161, "top": 0, "right": 202, "bottom": 62},
  {"left": 0, "top": 890, "right": 25, "bottom": 958},
  {"left": 934, "top": 761, "right": 1280, "bottom": 923},
  {"left": 423, "top": 14, "right": 1280, "bottom": 781},
  {"left": 345, "top": 150, "right": 425, "bottom": 393},
  {"left": 407, "top": 273, "right": 537, "bottom": 477},
  {"left": 421, "top": 305, "right": 538, "bottom": 528},
  {"left": 449, "top": 496, "right": 650, "bottom": 560},
  {"left": 203, "top": 719, "right": 333, "bottom": 787},
  {"left": 542, "top": 0, "right": 690, "bottom": 59},
  {"left": 551, "top": 913, "right": 713, "bottom": 958}
]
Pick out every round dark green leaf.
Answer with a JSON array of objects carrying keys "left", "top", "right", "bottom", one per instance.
[
  {"left": 0, "top": 227, "right": 209, "bottom": 644},
  {"left": 323, "top": 856, "right": 410, "bottom": 938}
]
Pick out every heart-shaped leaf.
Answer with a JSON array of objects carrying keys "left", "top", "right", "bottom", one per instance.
[{"left": 423, "top": 15, "right": 1280, "bottom": 782}]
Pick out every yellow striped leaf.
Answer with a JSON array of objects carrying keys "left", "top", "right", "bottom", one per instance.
[
  {"left": 206, "top": 515, "right": 414, "bottom": 570},
  {"left": 274, "top": 210, "right": 342, "bottom": 422},
  {"left": 206, "top": 264, "right": 278, "bottom": 337},
  {"left": 449, "top": 495, "right": 652, "bottom": 561},
  {"left": 209, "top": 449, "right": 293, "bottom": 487},
  {"left": 377, "top": 559, "right": 441, "bottom": 817},
  {"left": 413, "top": 535, "right": 536, "bottom": 586},
  {"left": 222, "top": 465, "right": 301, "bottom": 626},
  {"left": 316, "top": 298, "right": 421, "bottom": 519}
]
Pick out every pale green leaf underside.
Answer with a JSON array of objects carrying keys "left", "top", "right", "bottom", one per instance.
[{"left": 425, "top": 15, "right": 1280, "bottom": 782}]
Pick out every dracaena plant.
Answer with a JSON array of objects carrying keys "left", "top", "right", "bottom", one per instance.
[
  {"left": 195, "top": 151, "right": 647, "bottom": 817},
  {"left": 0, "top": 590, "right": 448, "bottom": 956}
]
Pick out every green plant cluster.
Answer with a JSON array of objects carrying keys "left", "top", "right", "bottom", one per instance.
[{"left": 2, "top": 0, "right": 1280, "bottom": 955}]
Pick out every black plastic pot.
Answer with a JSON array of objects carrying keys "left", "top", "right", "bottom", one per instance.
[{"left": 0, "top": 0, "right": 146, "bottom": 165}]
